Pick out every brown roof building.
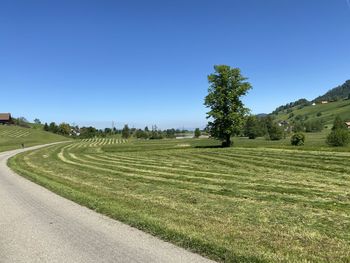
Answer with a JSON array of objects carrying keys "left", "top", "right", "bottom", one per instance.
[{"left": 0, "top": 113, "right": 12, "bottom": 124}]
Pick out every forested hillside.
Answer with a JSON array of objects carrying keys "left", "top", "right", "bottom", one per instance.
[
  {"left": 271, "top": 79, "right": 350, "bottom": 119},
  {"left": 314, "top": 80, "right": 350, "bottom": 102}
]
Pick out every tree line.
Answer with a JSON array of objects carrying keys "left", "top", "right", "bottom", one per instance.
[{"left": 43, "top": 122, "right": 203, "bottom": 139}]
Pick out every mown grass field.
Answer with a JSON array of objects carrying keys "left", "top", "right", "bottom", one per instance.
[
  {"left": 0, "top": 125, "right": 68, "bottom": 152},
  {"left": 9, "top": 137, "right": 350, "bottom": 262},
  {"left": 234, "top": 130, "right": 350, "bottom": 152}
]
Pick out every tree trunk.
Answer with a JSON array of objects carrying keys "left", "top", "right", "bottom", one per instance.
[{"left": 222, "top": 135, "right": 232, "bottom": 147}]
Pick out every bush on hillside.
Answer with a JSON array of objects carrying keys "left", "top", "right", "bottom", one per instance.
[
  {"left": 326, "top": 129, "right": 350, "bottom": 147},
  {"left": 332, "top": 115, "right": 347, "bottom": 130},
  {"left": 291, "top": 132, "right": 305, "bottom": 146}
]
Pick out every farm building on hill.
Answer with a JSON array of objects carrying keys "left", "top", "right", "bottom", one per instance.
[
  {"left": 345, "top": 121, "right": 350, "bottom": 129},
  {"left": 321, "top": 101, "right": 328, "bottom": 104},
  {"left": 278, "top": 120, "right": 289, "bottom": 127},
  {"left": 0, "top": 113, "right": 12, "bottom": 124}
]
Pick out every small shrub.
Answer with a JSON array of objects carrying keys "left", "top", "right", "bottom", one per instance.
[
  {"left": 291, "top": 132, "right": 305, "bottom": 146},
  {"left": 316, "top": 112, "right": 322, "bottom": 117},
  {"left": 326, "top": 129, "right": 350, "bottom": 147}
]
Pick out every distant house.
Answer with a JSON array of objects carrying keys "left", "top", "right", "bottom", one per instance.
[
  {"left": 321, "top": 101, "right": 328, "bottom": 104},
  {"left": 345, "top": 122, "right": 350, "bottom": 129},
  {"left": 278, "top": 120, "right": 289, "bottom": 127},
  {"left": 0, "top": 113, "right": 11, "bottom": 124}
]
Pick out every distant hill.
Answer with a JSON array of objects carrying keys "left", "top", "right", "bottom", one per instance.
[
  {"left": 256, "top": 113, "right": 268, "bottom": 118},
  {"left": 271, "top": 98, "right": 311, "bottom": 115},
  {"left": 272, "top": 80, "right": 350, "bottom": 116},
  {"left": 274, "top": 99, "right": 350, "bottom": 126},
  {"left": 272, "top": 79, "right": 350, "bottom": 126},
  {"left": 0, "top": 125, "right": 69, "bottom": 152},
  {"left": 313, "top": 80, "right": 350, "bottom": 103}
]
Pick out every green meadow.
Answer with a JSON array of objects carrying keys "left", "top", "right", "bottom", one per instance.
[
  {"left": 0, "top": 125, "right": 68, "bottom": 152},
  {"left": 9, "top": 136, "right": 350, "bottom": 262},
  {"left": 275, "top": 99, "right": 350, "bottom": 125}
]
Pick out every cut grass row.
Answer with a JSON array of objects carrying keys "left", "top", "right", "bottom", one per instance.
[
  {"left": 0, "top": 129, "right": 30, "bottom": 137},
  {"left": 72, "top": 138, "right": 128, "bottom": 148},
  {"left": 9, "top": 139, "right": 350, "bottom": 262}
]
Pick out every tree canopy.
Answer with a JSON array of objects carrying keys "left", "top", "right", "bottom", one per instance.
[{"left": 204, "top": 65, "right": 252, "bottom": 147}]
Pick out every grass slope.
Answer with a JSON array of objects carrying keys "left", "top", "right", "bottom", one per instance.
[
  {"left": 0, "top": 125, "right": 69, "bottom": 152},
  {"left": 275, "top": 99, "right": 350, "bottom": 125},
  {"left": 9, "top": 138, "right": 350, "bottom": 262}
]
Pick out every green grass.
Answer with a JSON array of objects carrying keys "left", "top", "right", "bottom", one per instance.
[
  {"left": 8, "top": 137, "right": 350, "bottom": 262},
  {"left": 234, "top": 130, "right": 350, "bottom": 152},
  {"left": 0, "top": 125, "right": 69, "bottom": 152},
  {"left": 275, "top": 99, "right": 350, "bottom": 125}
]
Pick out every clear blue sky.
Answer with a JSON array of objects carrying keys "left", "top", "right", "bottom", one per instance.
[{"left": 1, "top": 0, "right": 350, "bottom": 129}]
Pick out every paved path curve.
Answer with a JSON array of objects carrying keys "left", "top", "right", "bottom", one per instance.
[{"left": 0, "top": 144, "right": 215, "bottom": 263}]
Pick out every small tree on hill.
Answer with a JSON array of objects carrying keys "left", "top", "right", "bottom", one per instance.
[
  {"left": 49, "top": 122, "right": 58, "bottom": 133},
  {"left": 332, "top": 115, "right": 347, "bottom": 130},
  {"left": 58, "top": 123, "right": 71, "bottom": 136},
  {"left": 204, "top": 65, "right": 252, "bottom": 147},
  {"left": 327, "top": 129, "right": 349, "bottom": 146},
  {"left": 194, "top": 128, "right": 201, "bottom": 138},
  {"left": 327, "top": 116, "right": 349, "bottom": 146},
  {"left": 43, "top": 122, "right": 49, "bottom": 131},
  {"left": 34, "top": 118, "right": 41, "bottom": 124},
  {"left": 122, "top": 124, "right": 130, "bottom": 138}
]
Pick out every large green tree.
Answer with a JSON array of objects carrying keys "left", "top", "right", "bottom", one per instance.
[{"left": 204, "top": 65, "right": 252, "bottom": 147}]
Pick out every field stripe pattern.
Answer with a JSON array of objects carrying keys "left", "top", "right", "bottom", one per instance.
[{"left": 9, "top": 140, "right": 350, "bottom": 263}]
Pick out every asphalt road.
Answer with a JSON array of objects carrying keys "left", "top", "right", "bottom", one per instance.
[{"left": 0, "top": 144, "right": 214, "bottom": 263}]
